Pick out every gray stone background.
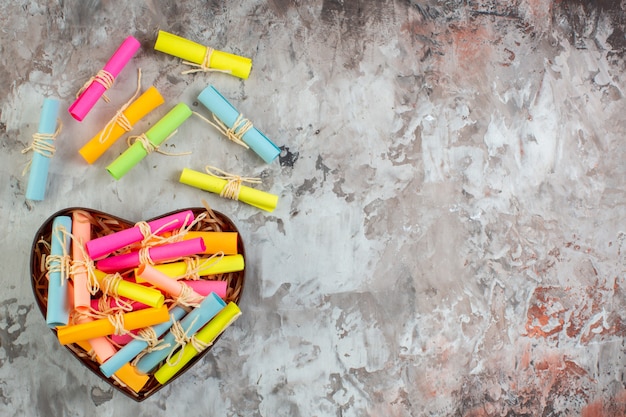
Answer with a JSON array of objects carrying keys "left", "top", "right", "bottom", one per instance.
[{"left": 1, "top": 1, "right": 626, "bottom": 415}]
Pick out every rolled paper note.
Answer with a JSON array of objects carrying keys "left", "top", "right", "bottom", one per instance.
[
  {"left": 106, "top": 102, "right": 193, "bottom": 180},
  {"left": 100, "top": 306, "right": 187, "bottom": 378},
  {"left": 25, "top": 98, "right": 61, "bottom": 201},
  {"left": 180, "top": 168, "right": 278, "bottom": 212},
  {"left": 154, "top": 302, "right": 241, "bottom": 384},
  {"left": 57, "top": 305, "right": 169, "bottom": 345},
  {"left": 134, "top": 254, "right": 244, "bottom": 282},
  {"left": 136, "top": 264, "right": 203, "bottom": 302},
  {"left": 79, "top": 86, "right": 165, "bottom": 164},
  {"left": 71, "top": 210, "right": 93, "bottom": 313},
  {"left": 86, "top": 209, "right": 195, "bottom": 259},
  {"left": 136, "top": 292, "right": 226, "bottom": 374},
  {"left": 184, "top": 231, "right": 238, "bottom": 255},
  {"left": 75, "top": 314, "right": 118, "bottom": 362},
  {"left": 68, "top": 36, "right": 141, "bottom": 121},
  {"left": 75, "top": 340, "right": 149, "bottom": 393},
  {"left": 197, "top": 85, "right": 280, "bottom": 163},
  {"left": 154, "top": 30, "right": 252, "bottom": 79},
  {"left": 111, "top": 363, "right": 151, "bottom": 393},
  {"left": 183, "top": 280, "right": 228, "bottom": 300},
  {"left": 96, "top": 237, "right": 206, "bottom": 273},
  {"left": 110, "top": 330, "right": 139, "bottom": 347},
  {"left": 92, "top": 269, "right": 165, "bottom": 308},
  {"left": 46, "top": 216, "right": 72, "bottom": 328},
  {"left": 90, "top": 297, "right": 150, "bottom": 313}
]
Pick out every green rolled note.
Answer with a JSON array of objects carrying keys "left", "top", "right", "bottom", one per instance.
[
  {"left": 154, "top": 302, "right": 241, "bottom": 384},
  {"left": 106, "top": 102, "right": 192, "bottom": 180}
]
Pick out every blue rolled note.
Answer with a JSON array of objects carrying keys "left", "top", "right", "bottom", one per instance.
[
  {"left": 100, "top": 306, "right": 187, "bottom": 378},
  {"left": 197, "top": 85, "right": 280, "bottom": 164},
  {"left": 46, "top": 216, "right": 72, "bottom": 327},
  {"left": 135, "top": 292, "right": 226, "bottom": 374},
  {"left": 25, "top": 98, "right": 61, "bottom": 201}
]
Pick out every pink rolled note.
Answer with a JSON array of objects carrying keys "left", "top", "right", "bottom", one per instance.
[
  {"left": 71, "top": 211, "right": 93, "bottom": 313},
  {"left": 182, "top": 280, "right": 228, "bottom": 300},
  {"left": 96, "top": 237, "right": 206, "bottom": 273},
  {"left": 86, "top": 210, "right": 195, "bottom": 260},
  {"left": 68, "top": 36, "right": 141, "bottom": 121},
  {"left": 136, "top": 264, "right": 203, "bottom": 300},
  {"left": 75, "top": 315, "right": 118, "bottom": 362}
]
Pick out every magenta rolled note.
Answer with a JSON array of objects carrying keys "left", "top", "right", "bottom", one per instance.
[
  {"left": 110, "top": 329, "right": 139, "bottom": 346},
  {"left": 96, "top": 237, "right": 206, "bottom": 273},
  {"left": 85, "top": 210, "right": 195, "bottom": 260},
  {"left": 182, "top": 279, "right": 228, "bottom": 299},
  {"left": 89, "top": 297, "right": 150, "bottom": 313},
  {"left": 68, "top": 36, "right": 141, "bottom": 121}
]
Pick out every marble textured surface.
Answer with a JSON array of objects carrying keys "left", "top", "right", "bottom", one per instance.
[{"left": 1, "top": 0, "right": 626, "bottom": 415}]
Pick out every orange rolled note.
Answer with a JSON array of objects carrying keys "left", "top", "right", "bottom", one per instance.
[
  {"left": 78, "top": 86, "right": 165, "bottom": 164},
  {"left": 57, "top": 305, "right": 169, "bottom": 345},
  {"left": 75, "top": 340, "right": 149, "bottom": 393},
  {"left": 183, "top": 231, "right": 238, "bottom": 255}
]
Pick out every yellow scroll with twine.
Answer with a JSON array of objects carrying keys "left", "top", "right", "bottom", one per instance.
[
  {"left": 179, "top": 166, "right": 278, "bottom": 212},
  {"left": 154, "top": 30, "right": 252, "bottom": 79}
]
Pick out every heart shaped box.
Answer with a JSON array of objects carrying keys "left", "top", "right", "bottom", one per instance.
[{"left": 30, "top": 207, "right": 245, "bottom": 401}]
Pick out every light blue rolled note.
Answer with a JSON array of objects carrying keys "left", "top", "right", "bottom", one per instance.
[
  {"left": 135, "top": 292, "right": 226, "bottom": 374},
  {"left": 99, "top": 306, "right": 187, "bottom": 377},
  {"left": 197, "top": 85, "right": 280, "bottom": 164},
  {"left": 26, "top": 98, "right": 61, "bottom": 201},
  {"left": 46, "top": 216, "right": 72, "bottom": 328}
]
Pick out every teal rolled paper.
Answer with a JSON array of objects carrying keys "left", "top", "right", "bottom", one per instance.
[
  {"left": 197, "top": 85, "right": 280, "bottom": 163},
  {"left": 25, "top": 98, "right": 61, "bottom": 201},
  {"left": 46, "top": 216, "right": 72, "bottom": 328},
  {"left": 135, "top": 292, "right": 226, "bottom": 374},
  {"left": 100, "top": 306, "right": 187, "bottom": 378},
  {"left": 106, "top": 102, "right": 192, "bottom": 180}
]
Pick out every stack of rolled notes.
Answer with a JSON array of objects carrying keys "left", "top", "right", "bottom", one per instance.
[{"left": 43, "top": 208, "right": 243, "bottom": 394}]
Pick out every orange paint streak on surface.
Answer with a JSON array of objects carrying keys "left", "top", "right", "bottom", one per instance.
[{"left": 525, "top": 280, "right": 626, "bottom": 344}]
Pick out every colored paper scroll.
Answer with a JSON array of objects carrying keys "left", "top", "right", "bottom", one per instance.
[
  {"left": 69, "top": 36, "right": 141, "bottom": 121},
  {"left": 154, "top": 30, "right": 252, "bottom": 79},
  {"left": 197, "top": 85, "right": 280, "bottom": 163},
  {"left": 179, "top": 168, "right": 278, "bottom": 212},
  {"left": 106, "top": 102, "right": 192, "bottom": 179},
  {"left": 79, "top": 86, "right": 165, "bottom": 164},
  {"left": 25, "top": 98, "right": 61, "bottom": 201}
]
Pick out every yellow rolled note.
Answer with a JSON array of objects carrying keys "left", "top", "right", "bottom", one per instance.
[
  {"left": 179, "top": 168, "right": 278, "bottom": 212},
  {"left": 154, "top": 30, "right": 252, "bottom": 79},
  {"left": 93, "top": 269, "right": 165, "bottom": 308},
  {"left": 75, "top": 340, "right": 150, "bottom": 393},
  {"left": 134, "top": 254, "right": 245, "bottom": 282},
  {"left": 154, "top": 302, "right": 241, "bottom": 384},
  {"left": 79, "top": 86, "right": 165, "bottom": 164},
  {"left": 57, "top": 305, "right": 170, "bottom": 345}
]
